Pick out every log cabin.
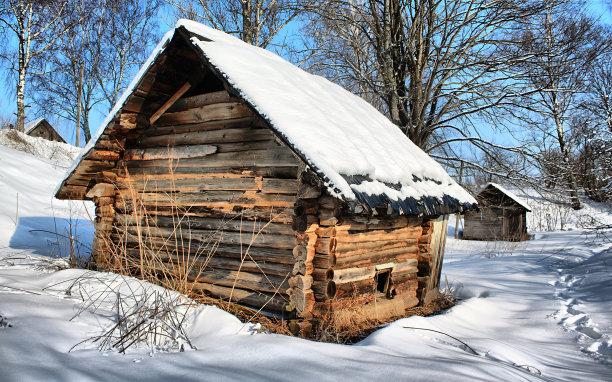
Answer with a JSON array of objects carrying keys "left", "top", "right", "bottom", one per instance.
[
  {"left": 463, "top": 183, "right": 531, "bottom": 242},
  {"left": 54, "top": 20, "right": 477, "bottom": 336},
  {"left": 25, "top": 118, "right": 66, "bottom": 143}
]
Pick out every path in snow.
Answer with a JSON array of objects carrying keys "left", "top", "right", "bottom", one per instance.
[{"left": 548, "top": 235, "right": 612, "bottom": 366}]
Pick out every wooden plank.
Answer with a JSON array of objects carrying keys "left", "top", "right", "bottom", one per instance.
[
  {"left": 114, "top": 204, "right": 295, "bottom": 224},
  {"left": 334, "top": 226, "right": 423, "bottom": 244},
  {"left": 289, "top": 288, "right": 315, "bottom": 314},
  {"left": 150, "top": 81, "right": 192, "bottom": 125},
  {"left": 123, "top": 248, "right": 293, "bottom": 277},
  {"left": 125, "top": 147, "right": 299, "bottom": 169},
  {"left": 119, "top": 225, "right": 298, "bottom": 249},
  {"left": 88, "top": 150, "right": 121, "bottom": 161},
  {"left": 138, "top": 126, "right": 272, "bottom": 147},
  {"left": 140, "top": 116, "right": 263, "bottom": 138},
  {"left": 191, "top": 282, "right": 287, "bottom": 313},
  {"left": 113, "top": 235, "right": 295, "bottom": 264},
  {"left": 124, "top": 144, "right": 217, "bottom": 161},
  {"left": 114, "top": 190, "right": 296, "bottom": 209},
  {"left": 123, "top": 164, "right": 298, "bottom": 179},
  {"left": 116, "top": 213, "right": 293, "bottom": 235},
  {"left": 168, "top": 90, "right": 237, "bottom": 112},
  {"left": 122, "top": 94, "right": 146, "bottom": 113},
  {"left": 155, "top": 102, "right": 254, "bottom": 126},
  {"left": 85, "top": 183, "right": 116, "bottom": 198},
  {"left": 118, "top": 112, "right": 138, "bottom": 130}
]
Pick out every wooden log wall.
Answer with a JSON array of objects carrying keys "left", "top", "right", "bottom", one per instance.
[
  {"left": 106, "top": 89, "right": 301, "bottom": 314},
  {"left": 88, "top": 178, "right": 118, "bottom": 267},
  {"left": 463, "top": 207, "right": 529, "bottom": 241},
  {"left": 288, "top": 170, "right": 433, "bottom": 333}
]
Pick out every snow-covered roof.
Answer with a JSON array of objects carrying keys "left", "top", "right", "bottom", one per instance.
[
  {"left": 56, "top": 20, "right": 477, "bottom": 215},
  {"left": 481, "top": 183, "right": 531, "bottom": 212},
  {"left": 24, "top": 118, "right": 45, "bottom": 134}
]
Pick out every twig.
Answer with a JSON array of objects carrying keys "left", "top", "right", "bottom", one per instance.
[
  {"left": 402, "top": 326, "right": 479, "bottom": 355},
  {"left": 0, "top": 284, "right": 42, "bottom": 295}
]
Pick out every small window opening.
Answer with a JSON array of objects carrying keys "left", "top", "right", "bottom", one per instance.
[{"left": 375, "top": 270, "right": 392, "bottom": 298}]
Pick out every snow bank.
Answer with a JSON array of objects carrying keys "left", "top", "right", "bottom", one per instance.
[
  {"left": 0, "top": 129, "right": 81, "bottom": 166},
  {"left": 3, "top": 228, "right": 612, "bottom": 381},
  {"left": 0, "top": 141, "right": 93, "bottom": 259},
  {"left": 2, "top": 174, "right": 612, "bottom": 381}
]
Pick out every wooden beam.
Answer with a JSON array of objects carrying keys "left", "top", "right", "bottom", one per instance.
[{"left": 149, "top": 81, "right": 191, "bottom": 125}]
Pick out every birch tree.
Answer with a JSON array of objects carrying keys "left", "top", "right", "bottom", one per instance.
[
  {"left": 95, "top": 0, "right": 162, "bottom": 110},
  {"left": 30, "top": 0, "right": 160, "bottom": 144},
  {"left": 0, "top": 0, "right": 74, "bottom": 132},
  {"left": 511, "top": 1, "right": 612, "bottom": 209}
]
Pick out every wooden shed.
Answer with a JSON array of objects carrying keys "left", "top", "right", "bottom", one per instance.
[
  {"left": 25, "top": 118, "right": 66, "bottom": 143},
  {"left": 54, "top": 20, "right": 476, "bottom": 335},
  {"left": 463, "top": 183, "right": 531, "bottom": 241}
]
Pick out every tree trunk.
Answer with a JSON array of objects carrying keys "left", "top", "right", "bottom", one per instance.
[
  {"left": 76, "top": 63, "right": 84, "bottom": 147},
  {"left": 16, "top": 57, "right": 27, "bottom": 133},
  {"left": 554, "top": 113, "right": 581, "bottom": 210},
  {"left": 242, "top": 0, "right": 254, "bottom": 45}
]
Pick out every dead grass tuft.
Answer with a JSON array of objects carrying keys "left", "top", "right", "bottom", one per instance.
[
  {"left": 310, "top": 295, "right": 456, "bottom": 344},
  {"left": 92, "top": 158, "right": 292, "bottom": 338}
]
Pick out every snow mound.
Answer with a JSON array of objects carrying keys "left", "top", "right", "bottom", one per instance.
[
  {"left": 0, "top": 129, "right": 81, "bottom": 167},
  {"left": 0, "top": 142, "right": 93, "bottom": 259}
]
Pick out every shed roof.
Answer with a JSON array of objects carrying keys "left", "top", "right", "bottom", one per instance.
[
  {"left": 24, "top": 118, "right": 66, "bottom": 143},
  {"left": 24, "top": 118, "right": 46, "bottom": 134},
  {"left": 55, "top": 20, "right": 476, "bottom": 216},
  {"left": 480, "top": 183, "right": 531, "bottom": 212}
]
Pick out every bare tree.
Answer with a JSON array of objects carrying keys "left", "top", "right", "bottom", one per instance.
[
  {"left": 583, "top": 57, "right": 612, "bottom": 133},
  {"left": 32, "top": 0, "right": 102, "bottom": 143},
  {"left": 0, "top": 0, "right": 75, "bottom": 132},
  {"left": 96, "top": 0, "right": 162, "bottom": 110},
  {"left": 165, "top": 0, "right": 307, "bottom": 49},
  {"left": 511, "top": 1, "right": 612, "bottom": 209},
  {"left": 30, "top": 0, "right": 161, "bottom": 144},
  {"left": 300, "top": 0, "right": 542, "bottom": 177},
  {"left": 575, "top": 57, "right": 612, "bottom": 202}
]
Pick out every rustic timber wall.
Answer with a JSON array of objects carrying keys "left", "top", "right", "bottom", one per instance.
[
  {"left": 100, "top": 90, "right": 302, "bottom": 314},
  {"left": 288, "top": 170, "right": 446, "bottom": 332},
  {"left": 56, "top": 30, "right": 461, "bottom": 338},
  {"left": 27, "top": 121, "right": 65, "bottom": 143},
  {"left": 463, "top": 207, "right": 528, "bottom": 241}
]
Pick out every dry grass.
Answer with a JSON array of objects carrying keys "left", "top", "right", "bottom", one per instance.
[
  {"left": 311, "top": 276, "right": 458, "bottom": 343},
  {"left": 94, "top": 158, "right": 292, "bottom": 337},
  {"left": 309, "top": 292, "right": 456, "bottom": 344}
]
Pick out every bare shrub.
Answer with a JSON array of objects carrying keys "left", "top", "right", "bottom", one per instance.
[
  {"left": 88, "top": 288, "right": 195, "bottom": 353},
  {"left": 63, "top": 272, "right": 196, "bottom": 353},
  {"left": 481, "top": 240, "right": 526, "bottom": 259},
  {"left": 527, "top": 193, "right": 572, "bottom": 231}
]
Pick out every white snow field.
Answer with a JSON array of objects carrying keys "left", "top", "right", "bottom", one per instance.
[{"left": 1, "top": 135, "right": 612, "bottom": 381}]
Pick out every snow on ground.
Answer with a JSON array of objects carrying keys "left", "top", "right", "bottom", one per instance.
[
  {"left": 0, "top": 131, "right": 92, "bottom": 261},
  {"left": 1, "top": 139, "right": 612, "bottom": 381}
]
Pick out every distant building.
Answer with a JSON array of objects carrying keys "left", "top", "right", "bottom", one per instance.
[
  {"left": 463, "top": 183, "right": 531, "bottom": 241},
  {"left": 24, "top": 118, "right": 66, "bottom": 143}
]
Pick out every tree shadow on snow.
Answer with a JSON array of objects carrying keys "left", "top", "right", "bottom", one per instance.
[{"left": 9, "top": 216, "right": 94, "bottom": 260}]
